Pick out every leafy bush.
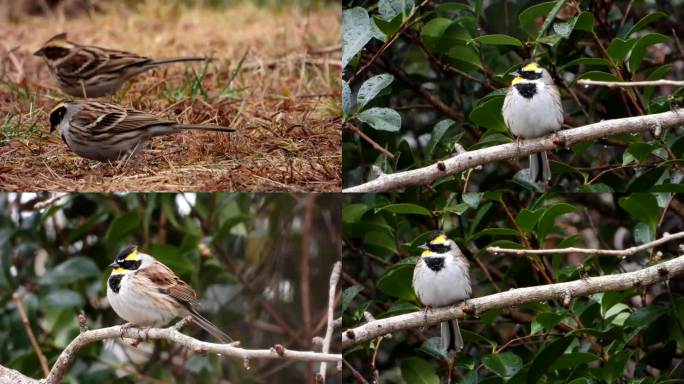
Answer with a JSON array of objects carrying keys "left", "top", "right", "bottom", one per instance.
[
  {"left": 342, "top": 191, "right": 684, "bottom": 382},
  {"left": 0, "top": 193, "right": 340, "bottom": 383},
  {"left": 342, "top": 0, "right": 684, "bottom": 192}
]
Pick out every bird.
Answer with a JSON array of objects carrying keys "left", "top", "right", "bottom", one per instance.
[
  {"left": 502, "top": 62, "right": 564, "bottom": 183},
  {"left": 48, "top": 100, "right": 235, "bottom": 162},
  {"left": 34, "top": 33, "right": 208, "bottom": 97},
  {"left": 106, "top": 245, "right": 233, "bottom": 343},
  {"left": 412, "top": 232, "right": 471, "bottom": 353}
]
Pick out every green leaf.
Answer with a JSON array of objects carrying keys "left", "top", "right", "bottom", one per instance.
[
  {"left": 559, "top": 58, "right": 610, "bottom": 69},
  {"left": 516, "top": 208, "right": 544, "bottom": 233},
  {"left": 447, "top": 45, "right": 482, "bottom": 70},
  {"left": 549, "top": 352, "right": 599, "bottom": 370},
  {"left": 628, "top": 33, "right": 669, "bottom": 73},
  {"left": 463, "top": 193, "right": 482, "bottom": 208},
  {"left": 469, "top": 97, "right": 506, "bottom": 132},
  {"left": 434, "top": 2, "right": 474, "bottom": 13},
  {"left": 574, "top": 71, "right": 620, "bottom": 84},
  {"left": 356, "top": 107, "right": 401, "bottom": 132},
  {"left": 376, "top": 203, "right": 432, "bottom": 216},
  {"left": 607, "top": 38, "right": 637, "bottom": 62},
  {"left": 623, "top": 142, "right": 656, "bottom": 165},
  {"left": 342, "top": 7, "right": 376, "bottom": 68},
  {"left": 618, "top": 193, "right": 659, "bottom": 233},
  {"left": 364, "top": 230, "right": 397, "bottom": 254},
  {"left": 39, "top": 257, "right": 100, "bottom": 285},
  {"left": 421, "top": 18, "right": 469, "bottom": 53},
  {"left": 377, "top": 262, "right": 416, "bottom": 300},
  {"left": 537, "top": 203, "right": 575, "bottom": 242},
  {"left": 624, "top": 12, "right": 667, "bottom": 38},
  {"left": 105, "top": 212, "right": 140, "bottom": 245},
  {"left": 528, "top": 336, "right": 573, "bottom": 384},
  {"left": 573, "top": 12, "right": 595, "bottom": 32},
  {"left": 518, "top": 1, "right": 556, "bottom": 37},
  {"left": 149, "top": 244, "right": 193, "bottom": 275},
  {"left": 644, "top": 64, "right": 672, "bottom": 101},
  {"left": 482, "top": 351, "right": 522, "bottom": 379},
  {"left": 378, "top": 0, "right": 415, "bottom": 21},
  {"left": 342, "top": 81, "right": 352, "bottom": 117},
  {"left": 43, "top": 289, "right": 84, "bottom": 309},
  {"left": 342, "top": 203, "right": 371, "bottom": 223},
  {"left": 603, "top": 350, "right": 631, "bottom": 382},
  {"left": 342, "top": 285, "right": 364, "bottom": 311},
  {"left": 624, "top": 306, "right": 667, "bottom": 329},
  {"left": 356, "top": 74, "right": 395, "bottom": 111},
  {"left": 400, "top": 357, "right": 439, "bottom": 384},
  {"left": 472, "top": 34, "right": 523, "bottom": 47},
  {"left": 426, "top": 119, "right": 455, "bottom": 160}
]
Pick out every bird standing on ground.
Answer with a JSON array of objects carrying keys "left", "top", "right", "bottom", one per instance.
[
  {"left": 49, "top": 100, "right": 234, "bottom": 162},
  {"left": 412, "top": 232, "right": 471, "bottom": 352},
  {"left": 34, "top": 33, "right": 208, "bottom": 97},
  {"left": 502, "top": 62, "right": 564, "bottom": 183}
]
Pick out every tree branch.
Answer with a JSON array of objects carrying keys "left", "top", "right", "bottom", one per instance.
[
  {"left": 12, "top": 292, "right": 49, "bottom": 376},
  {"left": 31, "top": 321, "right": 341, "bottom": 384},
  {"left": 343, "top": 109, "right": 684, "bottom": 192},
  {"left": 341, "top": 255, "right": 684, "bottom": 347},
  {"left": 487, "top": 231, "right": 684, "bottom": 256},
  {"left": 316, "top": 261, "right": 342, "bottom": 383},
  {"left": 577, "top": 79, "right": 684, "bottom": 87}
]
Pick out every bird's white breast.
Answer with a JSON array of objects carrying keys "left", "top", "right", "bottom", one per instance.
[
  {"left": 503, "top": 82, "right": 563, "bottom": 139},
  {"left": 106, "top": 272, "right": 177, "bottom": 326},
  {"left": 413, "top": 256, "right": 471, "bottom": 307}
]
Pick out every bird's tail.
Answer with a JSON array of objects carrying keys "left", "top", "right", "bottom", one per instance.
[
  {"left": 175, "top": 124, "right": 235, "bottom": 133},
  {"left": 146, "top": 57, "right": 209, "bottom": 67},
  {"left": 529, "top": 151, "right": 551, "bottom": 183},
  {"left": 189, "top": 308, "right": 233, "bottom": 344},
  {"left": 440, "top": 319, "right": 463, "bottom": 352}
]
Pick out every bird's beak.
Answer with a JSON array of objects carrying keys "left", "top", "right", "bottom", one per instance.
[
  {"left": 418, "top": 244, "right": 430, "bottom": 251},
  {"left": 511, "top": 71, "right": 521, "bottom": 77},
  {"left": 33, "top": 48, "right": 44, "bottom": 57},
  {"left": 109, "top": 262, "right": 119, "bottom": 268}
]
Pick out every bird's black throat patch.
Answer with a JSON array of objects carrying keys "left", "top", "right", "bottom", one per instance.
[
  {"left": 514, "top": 83, "right": 537, "bottom": 99},
  {"left": 423, "top": 257, "right": 445, "bottom": 272},
  {"left": 108, "top": 274, "right": 123, "bottom": 293}
]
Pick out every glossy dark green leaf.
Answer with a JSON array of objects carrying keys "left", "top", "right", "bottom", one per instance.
[
  {"left": 342, "top": 203, "right": 371, "bottom": 223},
  {"left": 39, "top": 257, "right": 100, "bottom": 285},
  {"left": 624, "top": 11, "right": 667, "bottom": 38},
  {"left": 421, "top": 18, "right": 468, "bottom": 52},
  {"left": 42, "top": 289, "right": 84, "bottom": 308},
  {"left": 342, "top": 7, "right": 376, "bottom": 67},
  {"left": 559, "top": 58, "right": 610, "bottom": 69},
  {"left": 356, "top": 107, "right": 402, "bottom": 132},
  {"left": 618, "top": 193, "right": 659, "bottom": 233},
  {"left": 342, "top": 285, "right": 363, "bottom": 311},
  {"left": 447, "top": 45, "right": 482, "bottom": 70},
  {"left": 624, "top": 306, "right": 667, "bottom": 329},
  {"left": 482, "top": 351, "right": 522, "bottom": 379},
  {"left": 378, "top": 0, "right": 415, "bottom": 21},
  {"left": 342, "top": 81, "right": 352, "bottom": 117},
  {"left": 628, "top": 33, "right": 669, "bottom": 73},
  {"left": 549, "top": 352, "right": 599, "bottom": 370},
  {"left": 376, "top": 203, "right": 432, "bottom": 216},
  {"left": 426, "top": 119, "right": 455, "bottom": 160},
  {"left": 469, "top": 97, "right": 506, "bottom": 132},
  {"left": 400, "top": 357, "right": 439, "bottom": 384},
  {"left": 434, "top": 2, "right": 474, "bottom": 13},
  {"left": 105, "top": 212, "right": 140, "bottom": 245},
  {"left": 607, "top": 38, "right": 637, "bottom": 62},
  {"left": 644, "top": 64, "right": 672, "bottom": 101},
  {"left": 515, "top": 208, "right": 544, "bottom": 233},
  {"left": 518, "top": 1, "right": 556, "bottom": 36},
  {"left": 537, "top": 203, "right": 575, "bottom": 242},
  {"left": 623, "top": 142, "right": 656, "bottom": 165},
  {"left": 528, "top": 336, "right": 573, "bottom": 384},
  {"left": 573, "top": 71, "right": 620, "bottom": 84},
  {"left": 377, "top": 262, "right": 416, "bottom": 300},
  {"left": 472, "top": 34, "right": 523, "bottom": 47},
  {"left": 356, "top": 74, "right": 394, "bottom": 111}
]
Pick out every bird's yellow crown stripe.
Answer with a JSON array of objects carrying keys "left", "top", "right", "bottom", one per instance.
[
  {"left": 522, "top": 62, "right": 539, "bottom": 72},
  {"left": 421, "top": 249, "right": 434, "bottom": 257},
  {"left": 111, "top": 267, "right": 125, "bottom": 274},
  {"left": 511, "top": 77, "right": 525, "bottom": 85},
  {"left": 430, "top": 234, "right": 447, "bottom": 245},
  {"left": 49, "top": 102, "right": 65, "bottom": 114},
  {"left": 124, "top": 249, "right": 139, "bottom": 261}
]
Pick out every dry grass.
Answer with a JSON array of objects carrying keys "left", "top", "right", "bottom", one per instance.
[{"left": 0, "top": 1, "right": 341, "bottom": 192}]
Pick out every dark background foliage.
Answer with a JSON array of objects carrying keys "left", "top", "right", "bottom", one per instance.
[
  {"left": 0, "top": 193, "right": 340, "bottom": 384},
  {"left": 342, "top": 191, "right": 684, "bottom": 382},
  {"left": 342, "top": 0, "right": 684, "bottom": 192}
]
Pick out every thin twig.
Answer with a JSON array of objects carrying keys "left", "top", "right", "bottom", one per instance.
[
  {"left": 345, "top": 123, "right": 395, "bottom": 159},
  {"left": 487, "top": 231, "right": 684, "bottom": 256},
  {"left": 316, "top": 261, "right": 342, "bottom": 382},
  {"left": 12, "top": 292, "right": 49, "bottom": 376},
  {"left": 578, "top": 79, "right": 684, "bottom": 87}
]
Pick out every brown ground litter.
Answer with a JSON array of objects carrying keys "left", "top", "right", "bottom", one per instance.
[{"left": 0, "top": 2, "right": 341, "bottom": 192}]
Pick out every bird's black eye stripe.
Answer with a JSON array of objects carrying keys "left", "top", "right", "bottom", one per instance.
[
  {"left": 119, "top": 259, "right": 141, "bottom": 270},
  {"left": 42, "top": 46, "right": 71, "bottom": 59},
  {"left": 518, "top": 70, "right": 542, "bottom": 80},
  {"left": 428, "top": 244, "right": 451, "bottom": 253},
  {"left": 108, "top": 274, "right": 123, "bottom": 293},
  {"left": 49, "top": 106, "right": 67, "bottom": 132}
]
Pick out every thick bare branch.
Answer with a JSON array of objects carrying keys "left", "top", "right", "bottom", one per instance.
[
  {"left": 578, "top": 79, "right": 684, "bottom": 87},
  {"left": 0, "top": 365, "right": 38, "bottom": 384},
  {"left": 343, "top": 109, "right": 684, "bottom": 192},
  {"left": 487, "top": 231, "right": 684, "bottom": 256},
  {"left": 42, "top": 322, "right": 341, "bottom": 384},
  {"left": 341, "top": 255, "right": 684, "bottom": 347}
]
